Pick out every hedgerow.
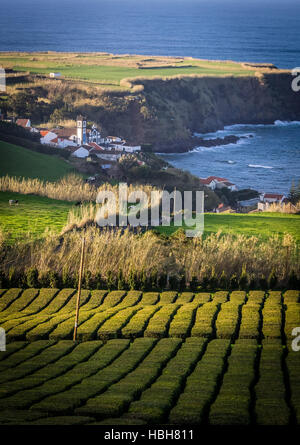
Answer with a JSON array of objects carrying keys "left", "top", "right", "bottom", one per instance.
[
  {"left": 159, "top": 292, "right": 178, "bottom": 304},
  {"left": 139, "top": 292, "right": 159, "bottom": 305},
  {"left": 168, "top": 304, "right": 198, "bottom": 338},
  {"left": 0, "top": 341, "right": 74, "bottom": 388},
  {"left": 190, "top": 302, "right": 219, "bottom": 338},
  {"left": 0, "top": 341, "right": 53, "bottom": 373},
  {"left": 80, "top": 290, "right": 107, "bottom": 311},
  {"left": 26, "top": 314, "right": 74, "bottom": 341},
  {"left": 209, "top": 340, "right": 257, "bottom": 425},
  {"left": 75, "top": 338, "right": 181, "bottom": 417},
  {"left": 101, "top": 291, "right": 127, "bottom": 308},
  {"left": 262, "top": 293, "right": 282, "bottom": 339},
  {"left": 76, "top": 308, "right": 120, "bottom": 341},
  {"left": 175, "top": 292, "right": 194, "bottom": 304},
  {"left": 49, "top": 312, "right": 94, "bottom": 340},
  {"left": 126, "top": 338, "right": 207, "bottom": 423},
  {"left": 0, "top": 341, "right": 27, "bottom": 362},
  {"left": 239, "top": 303, "right": 261, "bottom": 339},
  {"left": 215, "top": 302, "right": 243, "bottom": 339},
  {"left": 118, "top": 291, "right": 142, "bottom": 308},
  {"left": 286, "top": 345, "right": 300, "bottom": 424},
  {"left": 0, "top": 288, "right": 22, "bottom": 312},
  {"left": 169, "top": 339, "right": 230, "bottom": 424},
  {"left": 144, "top": 304, "right": 179, "bottom": 338},
  {"left": 57, "top": 289, "right": 91, "bottom": 314},
  {"left": 31, "top": 338, "right": 155, "bottom": 414},
  {"left": 0, "top": 342, "right": 100, "bottom": 400},
  {"left": 2, "top": 340, "right": 129, "bottom": 410},
  {"left": 192, "top": 293, "right": 211, "bottom": 304},
  {"left": 3, "top": 289, "right": 39, "bottom": 314},
  {"left": 121, "top": 306, "right": 161, "bottom": 338},
  {"left": 212, "top": 291, "right": 228, "bottom": 304},
  {"left": 41, "top": 289, "right": 76, "bottom": 314},
  {"left": 97, "top": 307, "right": 142, "bottom": 340},
  {"left": 255, "top": 340, "right": 290, "bottom": 425}
]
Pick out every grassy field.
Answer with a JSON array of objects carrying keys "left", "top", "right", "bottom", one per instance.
[
  {"left": 1, "top": 189, "right": 299, "bottom": 242},
  {"left": 0, "top": 191, "right": 73, "bottom": 241},
  {"left": 0, "top": 52, "right": 258, "bottom": 88},
  {"left": 0, "top": 141, "right": 74, "bottom": 181},
  {"left": 0, "top": 289, "right": 298, "bottom": 425},
  {"left": 155, "top": 212, "right": 300, "bottom": 242}
]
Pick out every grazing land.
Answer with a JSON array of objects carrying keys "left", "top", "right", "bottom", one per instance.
[
  {"left": 0, "top": 192, "right": 73, "bottom": 241},
  {"left": 0, "top": 141, "right": 74, "bottom": 181},
  {"left": 0, "top": 289, "right": 299, "bottom": 425},
  {"left": 154, "top": 212, "right": 300, "bottom": 242},
  {"left": 0, "top": 53, "right": 257, "bottom": 88},
  {"left": 1, "top": 190, "right": 300, "bottom": 242}
]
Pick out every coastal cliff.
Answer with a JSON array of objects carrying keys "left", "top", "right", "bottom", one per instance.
[
  {"left": 98, "top": 71, "right": 300, "bottom": 152},
  {"left": 3, "top": 69, "right": 300, "bottom": 153}
]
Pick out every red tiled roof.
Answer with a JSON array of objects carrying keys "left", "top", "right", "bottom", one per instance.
[
  {"left": 40, "top": 130, "right": 49, "bottom": 137},
  {"left": 263, "top": 193, "right": 284, "bottom": 199},
  {"left": 200, "top": 176, "right": 228, "bottom": 185},
  {"left": 88, "top": 142, "right": 104, "bottom": 151},
  {"left": 49, "top": 137, "right": 59, "bottom": 143},
  {"left": 50, "top": 128, "right": 76, "bottom": 138},
  {"left": 16, "top": 119, "right": 30, "bottom": 128}
]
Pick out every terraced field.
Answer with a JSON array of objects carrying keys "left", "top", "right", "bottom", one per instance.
[{"left": 0, "top": 289, "right": 299, "bottom": 425}]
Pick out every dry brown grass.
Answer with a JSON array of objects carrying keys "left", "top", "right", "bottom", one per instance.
[
  {"left": 1, "top": 225, "right": 298, "bottom": 286},
  {"left": 264, "top": 202, "right": 300, "bottom": 214}
]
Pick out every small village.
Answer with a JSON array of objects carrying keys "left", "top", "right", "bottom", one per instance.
[{"left": 6, "top": 114, "right": 288, "bottom": 213}]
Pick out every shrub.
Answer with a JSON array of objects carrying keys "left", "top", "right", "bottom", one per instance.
[
  {"left": 61, "top": 267, "right": 74, "bottom": 288},
  {"left": 117, "top": 269, "right": 126, "bottom": 290},
  {"left": 219, "top": 271, "right": 228, "bottom": 289},
  {"left": 26, "top": 268, "right": 39, "bottom": 288},
  {"left": 238, "top": 266, "right": 249, "bottom": 290},
  {"left": 107, "top": 270, "right": 117, "bottom": 291},
  {"left": 48, "top": 271, "right": 60, "bottom": 289},
  {"left": 229, "top": 274, "right": 238, "bottom": 290},
  {"left": 268, "top": 269, "right": 278, "bottom": 290},
  {"left": 157, "top": 273, "right": 167, "bottom": 290},
  {"left": 189, "top": 276, "right": 199, "bottom": 292}
]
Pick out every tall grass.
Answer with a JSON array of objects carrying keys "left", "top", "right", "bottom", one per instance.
[
  {"left": 1, "top": 226, "right": 298, "bottom": 287},
  {"left": 264, "top": 202, "right": 300, "bottom": 214}
]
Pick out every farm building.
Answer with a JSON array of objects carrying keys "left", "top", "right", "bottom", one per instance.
[{"left": 200, "top": 176, "right": 238, "bottom": 191}]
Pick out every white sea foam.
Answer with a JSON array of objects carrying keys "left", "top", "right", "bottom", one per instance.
[
  {"left": 248, "top": 164, "right": 273, "bottom": 169},
  {"left": 274, "top": 120, "right": 300, "bottom": 127}
]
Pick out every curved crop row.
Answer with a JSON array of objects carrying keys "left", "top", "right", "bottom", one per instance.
[
  {"left": 125, "top": 338, "right": 207, "bottom": 423},
  {"left": 190, "top": 302, "right": 219, "bottom": 338},
  {"left": 255, "top": 340, "right": 290, "bottom": 425},
  {"left": 144, "top": 304, "right": 179, "bottom": 338},
  {"left": 30, "top": 338, "right": 156, "bottom": 414},
  {"left": 209, "top": 339, "right": 257, "bottom": 425},
  {"left": 121, "top": 306, "right": 161, "bottom": 338},
  {"left": 0, "top": 340, "right": 129, "bottom": 410},
  {"left": 168, "top": 303, "right": 198, "bottom": 338},
  {"left": 262, "top": 292, "right": 282, "bottom": 339},
  {"left": 75, "top": 338, "right": 182, "bottom": 418},
  {"left": 215, "top": 302, "right": 244, "bottom": 339},
  {"left": 169, "top": 339, "right": 230, "bottom": 424}
]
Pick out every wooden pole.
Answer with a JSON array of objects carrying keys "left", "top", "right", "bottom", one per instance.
[{"left": 73, "top": 235, "right": 85, "bottom": 342}]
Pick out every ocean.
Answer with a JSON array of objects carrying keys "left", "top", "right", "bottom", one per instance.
[{"left": 0, "top": 0, "right": 299, "bottom": 193}]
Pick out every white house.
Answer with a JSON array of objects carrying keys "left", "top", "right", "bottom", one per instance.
[
  {"left": 110, "top": 144, "right": 141, "bottom": 153},
  {"left": 259, "top": 193, "right": 286, "bottom": 203},
  {"left": 49, "top": 73, "right": 61, "bottom": 78},
  {"left": 200, "top": 176, "right": 238, "bottom": 191},
  {"left": 71, "top": 146, "right": 90, "bottom": 158}
]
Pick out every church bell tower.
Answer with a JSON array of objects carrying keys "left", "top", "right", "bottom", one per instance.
[{"left": 77, "top": 115, "right": 87, "bottom": 146}]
